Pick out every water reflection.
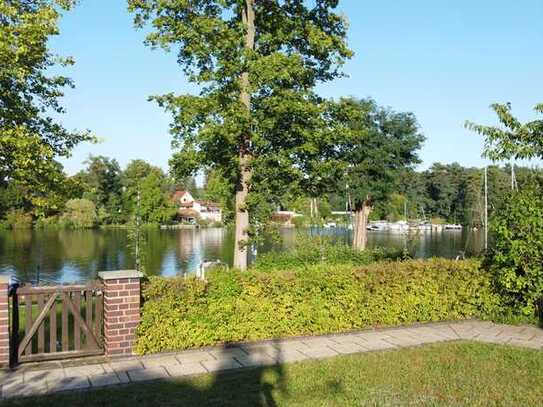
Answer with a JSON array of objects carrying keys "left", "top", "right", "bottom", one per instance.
[{"left": 0, "top": 227, "right": 484, "bottom": 283}]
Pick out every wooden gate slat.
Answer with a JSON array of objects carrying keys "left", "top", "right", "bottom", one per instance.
[
  {"left": 37, "top": 294, "right": 45, "bottom": 353},
  {"left": 65, "top": 295, "right": 99, "bottom": 349},
  {"left": 12, "top": 283, "right": 104, "bottom": 365},
  {"left": 50, "top": 296, "right": 57, "bottom": 353},
  {"left": 24, "top": 295, "right": 32, "bottom": 356},
  {"left": 18, "top": 293, "right": 58, "bottom": 358},
  {"left": 61, "top": 292, "right": 68, "bottom": 352},
  {"left": 85, "top": 290, "right": 92, "bottom": 350},
  {"left": 73, "top": 291, "right": 81, "bottom": 350}
]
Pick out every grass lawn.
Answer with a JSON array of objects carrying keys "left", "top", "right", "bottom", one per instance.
[{"left": 3, "top": 341, "right": 543, "bottom": 406}]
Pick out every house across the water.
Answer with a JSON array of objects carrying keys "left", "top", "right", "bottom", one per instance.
[{"left": 172, "top": 191, "right": 222, "bottom": 224}]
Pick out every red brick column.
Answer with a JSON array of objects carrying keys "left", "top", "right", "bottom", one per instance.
[
  {"left": 0, "top": 276, "right": 9, "bottom": 367},
  {"left": 98, "top": 270, "right": 143, "bottom": 356}
]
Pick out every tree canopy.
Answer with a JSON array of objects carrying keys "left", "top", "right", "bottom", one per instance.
[
  {"left": 128, "top": 0, "right": 352, "bottom": 268},
  {"left": 466, "top": 102, "right": 543, "bottom": 161},
  {"left": 0, "top": 0, "right": 93, "bottom": 189}
]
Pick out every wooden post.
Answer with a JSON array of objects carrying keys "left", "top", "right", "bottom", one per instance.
[
  {"left": 0, "top": 276, "right": 9, "bottom": 367},
  {"left": 98, "top": 270, "right": 143, "bottom": 356}
]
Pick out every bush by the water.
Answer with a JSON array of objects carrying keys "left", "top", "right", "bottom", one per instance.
[
  {"left": 135, "top": 258, "right": 500, "bottom": 354},
  {"left": 254, "top": 236, "right": 402, "bottom": 270},
  {"left": 3, "top": 209, "right": 32, "bottom": 229},
  {"left": 485, "top": 189, "right": 543, "bottom": 316}
]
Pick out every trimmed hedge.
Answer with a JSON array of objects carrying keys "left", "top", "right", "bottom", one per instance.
[{"left": 135, "top": 258, "right": 500, "bottom": 355}]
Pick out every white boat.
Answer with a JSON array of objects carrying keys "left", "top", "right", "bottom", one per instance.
[
  {"left": 324, "top": 222, "right": 337, "bottom": 228},
  {"left": 444, "top": 224, "right": 462, "bottom": 230},
  {"left": 367, "top": 220, "right": 388, "bottom": 231},
  {"left": 389, "top": 220, "right": 409, "bottom": 232}
]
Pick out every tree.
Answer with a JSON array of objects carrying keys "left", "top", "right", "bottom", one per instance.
[
  {"left": 128, "top": 0, "right": 352, "bottom": 269},
  {"left": 62, "top": 199, "right": 97, "bottom": 229},
  {"left": 485, "top": 189, "right": 543, "bottom": 315},
  {"left": 466, "top": 102, "right": 543, "bottom": 161},
  {"left": 78, "top": 156, "right": 123, "bottom": 223},
  {"left": 0, "top": 0, "right": 92, "bottom": 190},
  {"left": 333, "top": 98, "right": 424, "bottom": 250},
  {"left": 139, "top": 172, "right": 176, "bottom": 224}
]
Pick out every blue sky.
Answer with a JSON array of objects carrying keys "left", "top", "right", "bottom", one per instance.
[{"left": 52, "top": 0, "right": 543, "bottom": 175}]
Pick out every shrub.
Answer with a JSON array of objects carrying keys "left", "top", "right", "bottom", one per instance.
[
  {"left": 254, "top": 235, "right": 401, "bottom": 270},
  {"left": 135, "top": 258, "right": 500, "bottom": 354},
  {"left": 485, "top": 189, "right": 543, "bottom": 316},
  {"left": 4, "top": 209, "right": 32, "bottom": 229},
  {"left": 61, "top": 199, "right": 97, "bottom": 228}
]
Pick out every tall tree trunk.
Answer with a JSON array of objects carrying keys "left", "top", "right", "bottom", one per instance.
[
  {"left": 352, "top": 199, "right": 371, "bottom": 251},
  {"left": 233, "top": 0, "right": 255, "bottom": 270}
]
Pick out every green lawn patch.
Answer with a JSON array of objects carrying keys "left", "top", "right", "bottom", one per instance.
[{"left": 4, "top": 341, "right": 543, "bottom": 406}]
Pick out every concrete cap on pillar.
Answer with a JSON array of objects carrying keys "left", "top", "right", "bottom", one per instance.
[{"left": 98, "top": 270, "right": 144, "bottom": 280}]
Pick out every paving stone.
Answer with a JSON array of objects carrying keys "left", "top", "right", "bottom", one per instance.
[
  {"left": 64, "top": 364, "right": 106, "bottom": 377},
  {"left": 300, "top": 346, "right": 339, "bottom": 359},
  {"left": 116, "top": 371, "right": 130, "bottom": 384},
  {"left": 357, "top": 339, "right": 397, "bottom": 351},
  {"left": 381, "top": 335, "right": 423, "bottom": 347},
  {"left": 240, "top": 343, "right": 279, "bottom": 355},
  {"left": 275, "top": 341, "right": 311, "bottom": 353},
  {"left": 128, "top": 367, "right": 169, "bottom": 382},
  {"left": 166, "top": 363, "right": 207, "bottom": 377},
  {"left": 301, "top": 338, "right": 338, "bottom": 347},
  {"left": 208, "top": 347, "right": 248, "bottom": 360},
  {"left": 175, "top": 350, "right": 216, "bottom": 364},
  {"left": 201, "top": 359, "right": 242, "bottom": 372},
  {"left": 235, "top": 353, "right": 276, "bottom": 367},
  {"left": 142, "top": 356, "right": 181, "bottom": 369},
  {"left": 1, "top": 373, "right": 23, "bottom": 388},
  {"left": 273, "top": 349, "right": 309, "bottom": 363},
  {"left": 108, "top": 359, "right": 145, "bottom": 373},
  {"left": 2, "top": 381, "right": 48, "bottom": 399},
  {"left": 24, "top": 368, "right": 65, "bottom": 382},
  {"left": 507, "top": 339, "right": 543, "bottom": 350},
  {"left": 329, "top": 342, "right": 368, "bottom": 355},
  {"left": 475, "top": 334, "right": 511, "bottom": 344},
  {"left": 89, "top": 373, "right": 122, "bottom": 387},
  {"left": 48, "top": 376, "right": 90, "bottom": 393}
]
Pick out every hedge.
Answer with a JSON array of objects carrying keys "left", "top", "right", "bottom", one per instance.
[{"left": 135, "top": 258, "right": 500, "bottom": 355}]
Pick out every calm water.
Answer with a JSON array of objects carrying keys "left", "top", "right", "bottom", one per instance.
[{"left": 0, "top": 227, "right": 484, "bottom": 283}]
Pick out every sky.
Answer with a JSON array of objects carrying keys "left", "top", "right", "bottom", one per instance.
[{"left": 51, "top": 0, "right": 543, "bottom": 175}]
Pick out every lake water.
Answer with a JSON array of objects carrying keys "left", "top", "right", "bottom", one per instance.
[{"left": 0, "top": 227, "right": 485, "bottom": 283}]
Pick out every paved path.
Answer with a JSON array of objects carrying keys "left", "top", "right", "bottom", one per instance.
[{"left": 1, "top": 320, "right": 542, "bottom": 400}]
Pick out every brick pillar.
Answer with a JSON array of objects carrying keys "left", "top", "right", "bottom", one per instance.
[
  {"left": 0, "top": 276, "right": 9, "bottom": 367},
  {"left": 98, "top": 270, "right": 143, "bottom": 357}
]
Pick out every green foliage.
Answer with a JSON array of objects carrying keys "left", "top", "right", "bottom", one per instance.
[
  {"left": 485, "top": 189, "right": 543, "bottom": 316},
  {"left": 128, "top": 0, "right": 352, "bottom": 239},
  {"left": 4, "top": 209, "right": 32, "bottom": 229},
  {"left": 330, "top": 98, "right": 425, "bottom": 210},
  {"left": 61, "top": 199, "right": 97, "bottom": 229},
  {"left": 135, "top": 258, "right": 500, "bottom": 354},
  {"left": 254, "top": 236, "right": 401, "bottom": 270},
  {"left": 0, "top": 0, "right": 93, "bottom": 191},
  {"left": 466, "top": 102, "right": 543, "bottom": 161},
  {"left": 139, "top": 172, "right": 177, "bottom": 224}
]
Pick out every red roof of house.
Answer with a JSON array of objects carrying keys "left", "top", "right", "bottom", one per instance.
[{"left": 173, "top": 191, "right": 189, "bottom": 200}]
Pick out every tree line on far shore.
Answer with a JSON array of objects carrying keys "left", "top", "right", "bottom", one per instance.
[{"left": 2, "top": 154, "right": 542, "bottom": 231}]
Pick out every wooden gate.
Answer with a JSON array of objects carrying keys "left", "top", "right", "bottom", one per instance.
[{"left": 10, "top": 283, "right": 104, "bottom": 364}]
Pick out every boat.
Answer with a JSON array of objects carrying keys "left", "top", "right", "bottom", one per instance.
[
  {"left": 367, "top": 220, "right": 388, "bottom": 231},
  {"left": 444, "top": 224, "right": 462, "bottom": 230},
  {"left": 389, "top": 220, "right": 409, "bottom": 232}
]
